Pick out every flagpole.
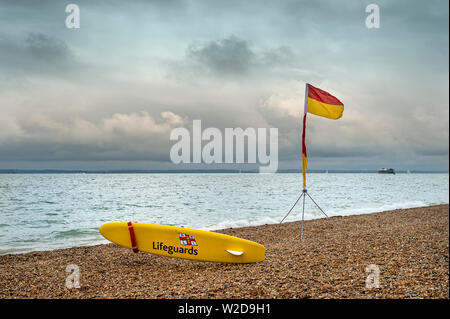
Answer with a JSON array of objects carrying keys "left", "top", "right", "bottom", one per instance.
[
  {"left": 302, "top": 83, "right": 309, "bottom": 191},
  {"left": 300, "top": 83, "right": 309, "bottom": 242},
  {"left": 300, "top": 187, "right": 306, "bottom": 241}
]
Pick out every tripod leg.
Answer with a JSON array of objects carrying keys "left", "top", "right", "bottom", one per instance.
[
  {"left": 306, "top": 192, "right": 346, "bottom": 237},
  {"left": 305, "top": 192, "right": 329, "bottom": 218},
  {"left": 279, "top": 192, "right": 304, "bottom": 224}
]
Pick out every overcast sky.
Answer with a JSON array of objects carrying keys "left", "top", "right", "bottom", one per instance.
[{"left": 0, "top": 0, "right": 448, "bottom": 171}]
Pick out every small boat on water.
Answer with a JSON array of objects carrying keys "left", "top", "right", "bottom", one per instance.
[{"left": 378, "top": 168, "right": 395, "bottom": 174}]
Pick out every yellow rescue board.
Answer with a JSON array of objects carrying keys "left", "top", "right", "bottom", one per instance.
[{"left": 99, "top": 222, "right": 265, "bottom": 263}]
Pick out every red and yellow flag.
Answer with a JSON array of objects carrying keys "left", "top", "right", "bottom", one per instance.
[
  {"left": 306, "top": 84, "right": 344, "bottom": 119},
  {"left": 302, "top": 84, "right": 344, "bottom": 188}
]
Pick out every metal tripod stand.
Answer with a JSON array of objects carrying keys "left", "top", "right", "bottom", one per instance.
[{"left": 279, "top": 188, "right": 330, "bottom": 241}]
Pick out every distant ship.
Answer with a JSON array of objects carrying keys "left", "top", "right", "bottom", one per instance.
[{"left": 378, "top": 168, "right": 395, "bottom": 174}]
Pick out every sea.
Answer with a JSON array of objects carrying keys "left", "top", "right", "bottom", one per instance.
[{"left": 0, "top": 173, "right": 448, "bottom": 255}]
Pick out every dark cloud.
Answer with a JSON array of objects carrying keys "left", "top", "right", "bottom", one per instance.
[
  {"left": 186, "top": 36, "right": 298, "bottom": 77},
  {"left": 25, "top": 33, "right": 71, "bottom": 62},
  {"left": 415, "top": 148, "right": 450, "bottom": 157},
  {"left": 0, "top": 32, "right": 76, "bottom": 78},
  {"left": 187, "top": 36, "right": 256, "bottom": 75},
  {"left": 0, "top": 111, "right": 184, "bottom": 162},
  {"left": 0, "top": 141, "right": 171, "bottom": 162}
]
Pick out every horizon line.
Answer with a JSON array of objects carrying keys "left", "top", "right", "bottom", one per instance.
[{"left": 0, "top": 169, "right": 448, "bottom": 174}]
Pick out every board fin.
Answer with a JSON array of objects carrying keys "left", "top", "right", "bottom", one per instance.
[{"left": 225, "top": 249, "right": 244, "bottom": 256}]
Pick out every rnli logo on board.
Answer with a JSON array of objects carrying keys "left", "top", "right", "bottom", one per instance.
[{"left": 179, "top": 233, "right": 197, "bottom": 246}]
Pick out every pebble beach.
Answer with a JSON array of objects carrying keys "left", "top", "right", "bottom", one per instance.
[{"left": 0, "top": 205, "right": 448, "bottom": 299}]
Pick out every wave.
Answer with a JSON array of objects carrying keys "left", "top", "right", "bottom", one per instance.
[
  {"left": 52, "top": 228, "right": 99, "bottom": 239},
  {"left": 0, "top": 247, "right": 31, "bottom": 255},
  {"left": 202, "top": 200, "right": 445, "bottom": 231}
]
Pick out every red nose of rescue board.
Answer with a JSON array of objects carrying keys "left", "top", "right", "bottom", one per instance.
[{"left": 99, "top": 222, "right": 265, "bottom": 263}]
